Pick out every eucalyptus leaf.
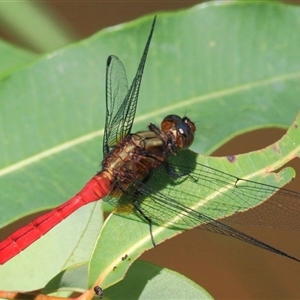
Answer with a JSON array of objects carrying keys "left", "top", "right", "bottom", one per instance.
[
  {"left": 90, "top": 111, "right": 300, "bottom": 288},
  {"left": 104, "top": 260, "right": 212, "bottom": 300},
  {"left": 43, "top": 260, "right": 212, "bottom": 299},
  {"left": 1, "top": 0, "right": 300, "bottom": 296},
  {"left": 0, "top": 39, "right": 36, "bottom": 73}
]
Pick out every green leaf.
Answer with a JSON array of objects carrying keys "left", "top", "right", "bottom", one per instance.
[
  {"left": 0, "top": 39, "right": 36, "bottom": 73},
  {"left": 90, "top": 112, "right": 300, "bottom": 288},
  {"left": 1, "top": 0, "right": 300, "bottom": 230},
  {"left": 1, "top": 0, "right": 300, "bottom": 295},
  {"left": 43, "top": 260, "right": 212, "bottom": 300},
  {"left": 104, "top": 260, "right": 212, "bottom": 300},
  {"left": 43, "top": 263, "right": 88, "bottom": 293},
  {"left": 0, "top": 202, "right": 103, "bottom": 291}
]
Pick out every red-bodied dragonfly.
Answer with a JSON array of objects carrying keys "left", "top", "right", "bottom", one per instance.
[{"left": 1, "top": 16, "right": 300, "bottom": 268}]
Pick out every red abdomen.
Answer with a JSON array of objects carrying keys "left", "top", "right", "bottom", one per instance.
[{"left": 0, "top": 173, "right": 111, "bottom": 264}]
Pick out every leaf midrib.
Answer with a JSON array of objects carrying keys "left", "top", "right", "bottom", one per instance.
[{"left": 1, "top": 70, "right": 300, "bottom": 177}]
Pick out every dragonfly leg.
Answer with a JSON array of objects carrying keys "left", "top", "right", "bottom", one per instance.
[
  {"left": 148, "top": 123, "right": 177, "bottom": 155},
  {"left": 133, "top": 199, "right": 156, "bottom": 247}
]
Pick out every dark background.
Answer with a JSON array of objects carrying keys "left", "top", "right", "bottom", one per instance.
[{"left": 1, "top": 1, "right": 300, "bottom": 299}]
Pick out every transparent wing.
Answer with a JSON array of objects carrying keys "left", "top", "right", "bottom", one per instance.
[
  {"left": 109, "top": 160, "right": 300, "bottom": 261},
  {"left": 145, "top": 161, "right": 300, "bottom": 231},
  {"left": 103, "top": 55, "right": 129, "bottom": 155},
  {"left": 103, "top": 17, "right": 156, "bottom": 156}
]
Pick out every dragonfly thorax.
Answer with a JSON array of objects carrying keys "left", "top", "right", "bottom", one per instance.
[{"left": 101, "top": 115, "right": 195, "bottom": 193}]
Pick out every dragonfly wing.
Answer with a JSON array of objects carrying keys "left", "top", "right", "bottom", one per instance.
[
  {"left": 140, "top": 187, "right": 299, "bottom": 261},
  {"left": 103, "top": 55, "right": 129, "bottom": 155},
  {"left": 114, "top": 163, "right": 300, "bottom": 261},
  {"left": 132, "top": 159, "right": 300, "bottom": 231},
  {"left": 113, "top": 159, "right": 300, "bottom": 231},
  {"left": 103, "top": 17, "right": 156, "bottom": 156},
  {"left": 173, "top": 161, "right": 300, "bottom": 231}
]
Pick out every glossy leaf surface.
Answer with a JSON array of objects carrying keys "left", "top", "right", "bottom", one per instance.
[{"left": 1, "top": 0, "right": 300, "bottom": 295}]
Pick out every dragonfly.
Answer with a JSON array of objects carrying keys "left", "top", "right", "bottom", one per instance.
[{"left": 1, "top": 16, "right": 300, "bottom": 270}]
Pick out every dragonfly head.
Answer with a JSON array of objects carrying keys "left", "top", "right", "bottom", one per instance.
[{"left": 161, "top": 114, "right": 196, "bottom": 149}]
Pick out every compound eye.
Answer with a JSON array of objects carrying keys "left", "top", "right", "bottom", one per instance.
[
  {"left": 176, "top": 118, "right": 195, "bottom": 149},
  {"left": 161, "top": 115, "right": 196, "bottom": 149},
  {"left": 161, "top": 114, "right": 182, "bottom": 133}
]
